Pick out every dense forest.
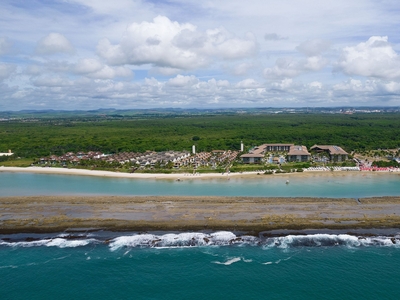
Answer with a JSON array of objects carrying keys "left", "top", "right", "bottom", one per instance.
[{"left": 0, "top": 113, "right": 399, "bottom": 158}]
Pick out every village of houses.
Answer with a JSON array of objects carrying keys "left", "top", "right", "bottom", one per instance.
[
  {"left": 31, "top": 142, "right": 373, "bottom": 173},
  {"left": 2, "top": 141, "right": 397, "bottom": 172}
]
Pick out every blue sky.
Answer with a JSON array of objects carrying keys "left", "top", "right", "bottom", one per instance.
[{"left": 1, "top": 0, "right": 400, "bottom": 110}]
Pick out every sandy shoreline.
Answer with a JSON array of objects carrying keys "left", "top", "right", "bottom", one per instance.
[
  {"left": 1, "top": 166, "right": 399, "bottom": 180},
  {"left": 0, "top": 166, "right": 260, "bottom": 179},
  {"left": 1, "top": 195, "right": 400, "bottom": 234}
]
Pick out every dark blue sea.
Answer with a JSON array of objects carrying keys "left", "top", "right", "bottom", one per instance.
[{"left": 1, "top": 171, "right": 400, "bottom": 299}]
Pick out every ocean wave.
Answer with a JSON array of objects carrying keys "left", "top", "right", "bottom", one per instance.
[
  {"left": 264, "top": 234, "right": 400, "bottom": 249},
  {"left": 108, "top": 231, "right": 258, "bottom": 251},
  {"left": 212, "top": 257, "right": 241, "bottom": 265},
  {"left": 0, "top": 237, "right": 97, "bottom": 248},
  {"left": 1, "top": 232, "right": 400, "bottom": 249}
]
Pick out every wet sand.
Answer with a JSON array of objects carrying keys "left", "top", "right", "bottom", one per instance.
[{"left": 1, "top": 195, "right": 400, "bottom": 234}]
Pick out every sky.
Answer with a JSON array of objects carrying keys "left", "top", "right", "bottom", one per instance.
[{"left": 1, "top": 0, "right": 400, "bottom": 110}]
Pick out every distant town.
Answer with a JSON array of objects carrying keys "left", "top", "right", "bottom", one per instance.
[{"left": 4, "top": 141, "right": 396, "bottom": 173}]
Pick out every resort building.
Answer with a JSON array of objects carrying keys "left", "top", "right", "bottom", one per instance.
[
  {"left": 240, "top": 143, "right": 310, "bottom": 164},
  {"left": 240, "top": 153, "right": 264, "bottom": 164},
  {"left": 310, "top": 145, "right": 348, "bottom": 162},
  {"left": 287, "top": 146, "right": 311, "bottom": 162},
  {"left": 262, "top": 144, "right": 294, "bottom": 152}
]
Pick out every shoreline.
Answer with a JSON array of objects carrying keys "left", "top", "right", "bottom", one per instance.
[
  {"left": 1, "top": 166, "right": 399, "bottom": 180},
  {"left": 1, "top": 195, "right": 400, "bottom": 235}
]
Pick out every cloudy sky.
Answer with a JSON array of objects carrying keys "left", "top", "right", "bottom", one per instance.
[{"left": 1, "top": 0, "right": 400, "bottom": 110}]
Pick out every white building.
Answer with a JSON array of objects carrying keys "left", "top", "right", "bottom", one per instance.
[{"left": 0, "top": 150, "right": 13, "bottom": 156}]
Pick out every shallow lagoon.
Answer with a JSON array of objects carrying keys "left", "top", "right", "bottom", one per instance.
[{"left": 1, "top": 171, "right": 399, "bottom": 197}]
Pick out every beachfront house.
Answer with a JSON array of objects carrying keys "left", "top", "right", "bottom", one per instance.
[
  {"left": 287, "top": 145, "right": 311, "bottom": 162},
  {"left": 310, "top": 145, "right": 348, "bottom": 162},
  {"left": 240, "top": 153, "right": 264, "bottom": 164},
  {"left": 241, "top": 143, "right": 303, "bottom": 164},
  {"left": 240, "top": 144, "right": 267, "bottom": 164}
]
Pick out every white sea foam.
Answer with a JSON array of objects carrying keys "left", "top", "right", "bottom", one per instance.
[
  {"left": 0, "top": 238, "right": 96, "bottom": 248},
  {"left": 106, "top": 233, "right": 400, "bottom": 251},
  {"left": 213, "top": 257, "right": 241, "bottom": 265},
  {"left": 46, "top": 238, "right": 95, "bottom": 248},
  {"left": 109, "top": 231, "right": 246, "bottom": 251},
  {"left": 1, "top": 233, "right": 399, "bottom": 250},
  {"left": 265, "top": 234, "right": 370, "bottom": 249},
  {"left": 0, "top": 265, "right": 18, "bottom": 269},
  {"left": 109, "top": 234, "right": 156, "bottom": 251}
]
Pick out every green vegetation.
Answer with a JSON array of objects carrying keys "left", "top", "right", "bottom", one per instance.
[
  {"left": 372, "top": 160, "right": 400, "bottom": 168},
  {"left": 0, "top": 113, "right": 399, "bottom": 159},
  {"left": 0, "top": 157, "right": 34, "bottom": 167}
]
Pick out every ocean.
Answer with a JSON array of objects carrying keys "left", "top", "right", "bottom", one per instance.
[{"left": 1, "top": 171, "right": 400, "bottom": 299}]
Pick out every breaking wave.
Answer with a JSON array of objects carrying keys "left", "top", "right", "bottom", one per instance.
[
  {"left": 0, "top": 237, "right": 97, "bottom": 248},
  {"left": 1, "top": 232, "right": 400, "bottom": 250}
]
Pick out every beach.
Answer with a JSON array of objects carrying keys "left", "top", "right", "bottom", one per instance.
[
  {"left": 0, "top": 166, "right": 260, "bottom": 179},
  {"left": 1, "top": 165, "right": 399, "bottom": 180},
  {"left": 1, "top": 195, "right": 400, "bottom": 234}
]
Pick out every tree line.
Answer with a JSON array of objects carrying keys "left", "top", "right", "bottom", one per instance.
[{"left": 0, "top": 113, "right": 399, "bottom": 158}]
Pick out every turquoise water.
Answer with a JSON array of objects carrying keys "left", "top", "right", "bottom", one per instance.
[
  {"left": 1, "top": 171, "right": 400, "bottom": 299},
  {"left": 1, "top": 171, "right": 399, "bottom": 197},
  {"left": 1, "top": 232, "right": 400, "bottom": 299}
]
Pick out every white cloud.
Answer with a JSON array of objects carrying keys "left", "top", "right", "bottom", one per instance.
[
  {"left": 309, "top": 81, "right": 323, "bottom": 89},
  {"left": 216, "top": 80, "right": 230, "bottom": 87},
  {"left": 263, "top": 56, "right": 328, "bottom": 78},
  {"left": 25, "top": 65, "right": 43, "bottom": 75},
  {"left": 337, "top": 36, "right": 400, "bottom": 79},
  {"left": 228, "top": 62, "right": 254, "bottom": 76},
  {"left": 296, "top": 39, "right": 331, "bottom": 56},
  {"left": 71, "top": 58, "right": 133, "bottom": 79},
  {"left": 0, "top": 63, "right": 16, "bottom": 81},
  {"left": 264, "top": 33, "right": 287, "bottom": 41},
  {"left": 32, "top": 76, "right": 72, "bottom": 87},
  {"left": 2, "top": 1, "right": 400, "bottom": 109},
  {"left": 236, "top": 78, "right": 262, "bottom": 88},
  {"left": 97, "top": 16, "right": 257, "bottom": 70},
  {"left": 167, "top": 75, "right": 199, "bottom": 87},
  {"left": 36, "top": 33, "right": 74, "bottom": 55},
  {"left": 272, "top": 78, "right": 293, "bottom": 90},
  {"left": 86, "top": 66, "right": 133, "bottom": 79},
  {"left": 379, "top": 81, "right": 400, "bottom": 93},
  {"left": 0, "top": 37, "right": 13, "bottom": 55},
  {"left": 333, "top": 79, "right": 376, "bottom": 92},
  {"left": 73, "top": 58, "right": 103, "bottom": 74}
]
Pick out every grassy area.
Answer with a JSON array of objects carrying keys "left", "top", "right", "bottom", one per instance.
[{"left": 0, "top": 158, "right": 34, "bottom": 167}]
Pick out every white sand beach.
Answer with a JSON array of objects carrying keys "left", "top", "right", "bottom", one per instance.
[
  {"left": 0, "top": 166, "right": 255, "bottom": 179},
  {"left": 0, "top": 165, "right": 399, "bottom": 180}
]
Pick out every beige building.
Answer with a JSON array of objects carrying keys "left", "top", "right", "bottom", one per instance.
[
  {"left": 260, "top": 143, "right": 294, "bottom": 152},
  {"left": 310, "top": 145, "right": 348, "bottom": 162},
  {"left": 240, "top": 153, "right": 264, "bottom": 164},
  {"left": 241, "top": 143, "right": 311, "bottom": 164},
  {"left": 287, "top": 145, "right": 311, "bottom": 162}
]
